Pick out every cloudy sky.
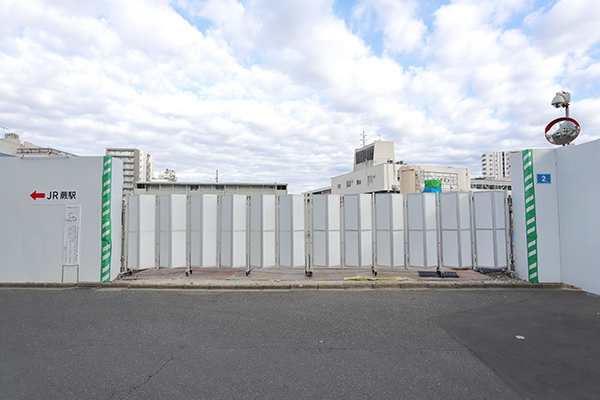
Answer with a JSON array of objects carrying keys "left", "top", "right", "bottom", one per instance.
[{"left": 1, "top": 0, "right": 599, "bottom": 193}]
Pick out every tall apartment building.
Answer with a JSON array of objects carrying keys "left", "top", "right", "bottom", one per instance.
[
  {"left": 106, "top": 148, "right": 154, "bottom": 196},
  {"left": 481, "top": 151, "right": 515, "bottom": 180}
]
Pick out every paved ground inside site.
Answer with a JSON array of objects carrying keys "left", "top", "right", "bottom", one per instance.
[
  {"left": 115, "top": 266, "right": 537, "bottom": 289},
  {"left": 1, "top": 287, "right": 599, "bottom": 399}
]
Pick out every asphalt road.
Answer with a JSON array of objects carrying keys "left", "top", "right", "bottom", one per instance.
[{"left": 1, "top": 288, "right": 599, "bottom": 399}]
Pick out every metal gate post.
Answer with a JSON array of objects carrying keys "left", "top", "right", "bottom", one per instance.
[
  {"left": 404, "top": 195, "right": 409, "bottom": 269},
  {"left": 436, "top": 192, "right": 443, "bottom": 273},
  {"left": 122, "top": 195, "right": 130, "bottom": 274},
  {"left": 371, "top": 193, "right": 378, "bottom": 276},
  {"left": 275, "top": 195, "right": 280, "bottom": 269},
  {"left": 507, "top": 194, "right": 515, "bottom": 272},
  {"left": 185, "top": 194, "right": 192, "bottom": 277},
  {"left": 470, "top": 191, "right": 477, "bottom": 270},
  {"left": 245, "top": 195, "right": 252, "bottom": 276},
  {"left": 340, "top": 195, "right": 345, "bottom": 268},
  {"left": 155, "top": 194, "right": 161, "bottom": 269},
  {"left": 305, "top": 194, "right": 313, "bottom": 276},
  {"left": 491, "top": 192, "right": 499, "bottom": 270},
  {"left": 216, "top": 195, "right": 222, "bottom": 268}
]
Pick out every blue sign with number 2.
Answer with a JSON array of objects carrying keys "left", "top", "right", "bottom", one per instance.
[{"left": 537, "top": 174, "right": 551, "bottom": 184}]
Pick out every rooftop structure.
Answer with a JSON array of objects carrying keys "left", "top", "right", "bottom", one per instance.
[{"left": 470, "top": 178, "right": 512, "bottom": 191}]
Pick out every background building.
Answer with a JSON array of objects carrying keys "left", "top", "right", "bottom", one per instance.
[
  {"left": 134, "top": 181, "right": 288, "bottom": 196},
  {"left": 106, "top": 148, "right": 154, "bottom": 196},
  {"left": 481, "top": 151, "right": 515, "bottom": 180},
  {"left": 470, "top": 178, "right": 512, "bottom": 191},
  {"left": 331, "top": 141, "right": 470, "bottom": 195},
  {"left": 0, "top": 133, "right": 76, "bottom": 157},
  {"left": 156, "top": 169, "right": 177, "bottom": 182}
]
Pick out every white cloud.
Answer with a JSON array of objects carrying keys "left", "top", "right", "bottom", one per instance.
[
  {"left": 525, "top": 0, "right": 600, "bottom": 56},
  {"left": 0, "top": 0, "right": 599, "bottom": 192},
  {"left": 358, "top": 0, "right": 428, "bottom": 55}
]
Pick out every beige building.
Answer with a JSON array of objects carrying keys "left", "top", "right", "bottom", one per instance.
[{"left": 331, "top": 141, "right": 470, "bottom": 195}]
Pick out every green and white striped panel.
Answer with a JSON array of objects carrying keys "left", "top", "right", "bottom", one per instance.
[
  {"left": 522, "top": 150, "right": 538, "bottom": 283},
  {"left": 101, "top": 156, "right": 112, "bottom": 283}
]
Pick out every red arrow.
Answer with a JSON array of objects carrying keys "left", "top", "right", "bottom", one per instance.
[{"left": 30, "top": 191, "right": 45, "bottom": 201}]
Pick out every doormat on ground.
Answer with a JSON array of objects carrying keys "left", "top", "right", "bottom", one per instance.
[{"left": 344, "top": 276, "right": 413, "bottom": 281}]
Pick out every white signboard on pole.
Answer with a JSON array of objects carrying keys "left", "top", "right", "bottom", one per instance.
[{"left": 63, "top": 205, "right": 81, "bottom": 265}]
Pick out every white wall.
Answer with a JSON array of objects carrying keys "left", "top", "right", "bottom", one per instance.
[
  {"left": 511, "top": 149, "right": 561, "bottom": 282},
  {"left": 0, "top": 157, "right": 123, "bottom": 283},
  {"left": 512, "top": 140, "right": 600, "bottom": 294},
  {"left": 556, "top": 140, "right": 600, "bottom": 294}
]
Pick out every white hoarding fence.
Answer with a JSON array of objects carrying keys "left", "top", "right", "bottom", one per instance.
[
  {"left": 407, "top": 193, "right": 439, "bottom": 268},
  {"left": 158, "top": 194, "right": 187, "bottom": 268},
  {"left": 279, "top": 195, "right": 305, "bottom": 268},
  {"left": 343, "top": 194, "right": 373, "bottom": 269},
  {"left": 374, "top": 193, "right": 406, "bottom": 268},
  {"left": 220, "top": 195, "right": 248, "bottom": 268},
  {"left": 190, "top": 194, "right": 219, "bottom": 268},
  {"left": 122, "top": 192, "right": 511, "bottom": 274},
  {"left": 440, "top": 192, "right": 473, "bottom": 269},
  {"left": 312, "top": 195, "right": 342, "bottom": 268},
  {"left": 250, "top": 195, "right": 277, "bottom": 269},
  {"left": 473, "top": 191, "right": 509, "bottom": 269}
]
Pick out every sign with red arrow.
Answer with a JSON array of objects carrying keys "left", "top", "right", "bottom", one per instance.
[
  {"left": 29, "top": 189, "right": 79, "bottom": 204},
  {"left": 30, "top": 190, "right": 45, "bottom": 201}
]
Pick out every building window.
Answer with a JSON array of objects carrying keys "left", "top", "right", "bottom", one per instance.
[
  {"left": 355, "top": 145, "right": 375, "bottom": 164},
  {"left": 346, "top": 180, "right": 352, "bottom": 188},
  {"left": 357, "top": 179, "right": 361, "bottom": 185},
  {"left": 337, "top": 184, "right": 341, "bottom": 189},
  {"left": 367, "top": 175, "right": 374, "bottom": 185}
]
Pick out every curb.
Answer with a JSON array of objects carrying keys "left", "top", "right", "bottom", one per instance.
[{"left": 0, "top": 281, "right": 579, "bottom": 291}]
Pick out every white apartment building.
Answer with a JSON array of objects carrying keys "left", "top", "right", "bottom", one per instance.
[
  {"left": 106, "top": 148, "right": 154, "bottom": 196},
  {"left": 331, "top": 141, "right": 470, "bottom": 195},
  {"left": 481, "top": 151, "right": 515, "bottom": 180}
]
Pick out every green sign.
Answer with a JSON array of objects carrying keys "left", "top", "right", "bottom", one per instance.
[{"left": 424, "top": 179, "right": 441, "bottom": 188}]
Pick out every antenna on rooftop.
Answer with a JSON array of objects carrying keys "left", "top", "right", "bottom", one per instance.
[
  {"left": 0, "top": 126, "right": 9, "bottom": 135},
  {"left": 215, "top": 169, "right": 218, "bottom": 183},
  {"left": 359, "top": 131, "right": 367, "bottom": 147}
]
